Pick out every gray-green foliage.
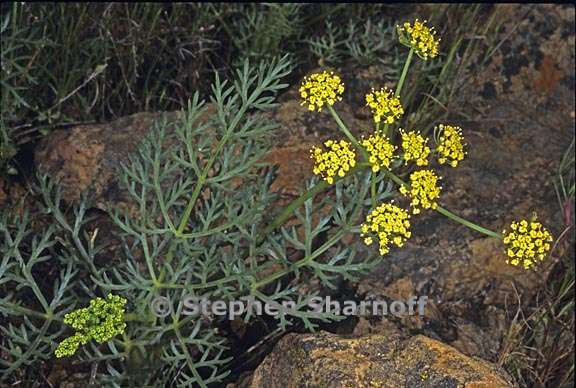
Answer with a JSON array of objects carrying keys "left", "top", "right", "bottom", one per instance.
[
  {"left": 0, "top": 176, "right": 95, "bottom": 380},
  {"left": 1, "top": 55, "right": 391, "bottom": 386},
  {"left": 234, "top": 3, "right": 303, "bottom": 62},
  {"left": 211, "top": 3, "right": 303, "bottom": 65},
  {"left": 307, "top": 19, "right": 402, "bottom": 70}
]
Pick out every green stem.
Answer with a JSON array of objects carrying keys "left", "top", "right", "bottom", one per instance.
[
  {"left": 263, "top": 158, "right": 502, "bottom": 242},
  {"left": 3, "top": 319, "right": 52, "bottom": 376},
  {"left": 395, "top": 48, "right": 414, "bottom": 98},
  {"left": 261, "top": 157, "right": 375, "bottom": 238},
  {"left": 256, "top": 163, "right": 501, "bottom": 294},
  {"left": 261, "top": 180, "right": 329, "bottom": 237},
  {"left": 252, "top": 225, "right": 348, "bottom": 290},
  {"left": 159, "top": 104, "right": 249, "bottom": 283},
  {"left": 1, "top": 301, "right": 57, "bottom": 321},
  {"left": 326, "top": 105, "right": 378, "bottom": 206},
  {"left": 327, "top": 105, "right": 368, "bottom": 161},
  {"left": 386, "top": 170, "right": 407, "bottom": 188},
  {"left": 261, "top": 102, "right": 376, "bottom": 238},
  {"left": 435, "top": 206, "right": 502, "bottom": 239},
  {"left": 370, "top": 172, "right": 377, "bottom": 207},
  {"left": 175, "top": 131, "right": 232, "bottom": 237},
  {"left": 179, "top": 221, "right": 237, "bottom": 239},
  {"left": 141, "top": 234, "right": 159, "bottom": 285},
  {"left": 386, "top": 171, "right": 501, "bottom": 239},
  {"left": 173, "top": 323, "right": 207, "bottom": 388},
  {"left": 253, "top": 171, "right": 370, "bottom": 290},
  {"left": 166, "top": 275, "right": 243, "bottom": 290},
  {"left": 387, "top": 48, "right": 414, "bottom": 144}
]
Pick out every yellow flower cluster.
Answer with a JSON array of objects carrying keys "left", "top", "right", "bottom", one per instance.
[
  {"left": 310, "top": 139, "right": 356, "bottom": 184},
  {"left": 361, "top": 131, "right": 397, "bottom": 172},
  {"left": 365, "top": 87, "right": 404, "bottom": 124},
  {"left": 436, "top": 124, "right": 466, "bottom": 167},
  {"left": 361, "top": 202, "right": 412, "bottom": 255},
  {"left": 400, "top": 129, "right": 430, "bottom": 166},
  {"left": 55, "top": 294, "right": 127, "bottom": 358},
  {"left": 397, "top": 19, "right": 440, "bottom": 59},
  {"left": 400, "top": 170, "right": 442, "bottom": 214},
  {"left": 299, "top": 71, "right": 345, "bottom": 112},
  {"left": 503, "top": 218, "right": 553, "bottom": 269},
  {"left": 55, "top": 333, "right": 88, "bottom": 359}
]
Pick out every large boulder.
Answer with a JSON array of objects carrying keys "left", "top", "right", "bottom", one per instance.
[
  {"left": 34, "top": 111, "right": 183, "bottom": 208},
  {"left": 250, "top": 331, "right": 516, "bottom": 388}
]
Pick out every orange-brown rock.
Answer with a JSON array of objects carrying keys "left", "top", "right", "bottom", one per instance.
[
  {"left": 250, "top": 331, "right": 516, "bottom": 388},
  {"left": 34, "top": 111, "right": 183, "bottom": 208}
]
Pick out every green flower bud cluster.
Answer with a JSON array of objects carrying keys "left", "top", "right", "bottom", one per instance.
[{"left": 55, "top": 294, "right": 127, "bottom": 358}]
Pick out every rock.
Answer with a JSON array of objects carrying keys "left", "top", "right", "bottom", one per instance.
[
  {"left": 263, "top": 140, "right": 315, "bottom": 197},
  {"left": 34, "top": 111, "right": 184, "bottom": 208},
  {"left": 0, "top": 176, "right": 34, "bottom": 218},
  {"left": 439, "top": 238, "right": 552, "bottom": 306},
  {"left": 33, "top": 89, "right": 368, "bottom": 209},
  {"left": 353, "top": 237, "right": 551, "bottom": 360},
  {"left": 348, "top": 3, "right": 574, "bottom": 364},
  {"left": 249, "top": 331, "right": 516, "bottom": 388}
]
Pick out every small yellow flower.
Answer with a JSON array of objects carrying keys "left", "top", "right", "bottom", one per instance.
[
  {"left": 360, "top": 131, "right": 397, "bottom": 172},
  {"left": 397, "top": 19, "right": 440, "bottom": 60},
  {"left": 54, "top": 333, "right": 87, "bottom": 358},
  {"left": 365, "top": 87, "right": 404, "bottom": 124},
  {"left": 310, "top": 139, "right": 356, "bottom": 184},
  {"left": 400, "top": 129, "right": 430, "bottom": 166},
  {"left": 436, "top": 124, "right": 466, "bottom": 167},
  {"left": 56, "top": 294, "right": 127, "bottom": 358},
  {"left": 361, "top": 201, "right": 412, "bottom": 255},
  {"left": 503, "top": 217, "right": 553, "bottom": 269},
  {"left": 400, "top": 169, "right": 442, "bottom": 214},
  {"left": 299, "top": 71, "right": 344, "bottom": 112}
]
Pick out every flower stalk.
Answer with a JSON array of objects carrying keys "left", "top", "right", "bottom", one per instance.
[
  {"left": 395, "top": 48, "right": 414, "bottom": 98},
  {"left": 327, "top": 105, "right": 367, "bottom": 160}
]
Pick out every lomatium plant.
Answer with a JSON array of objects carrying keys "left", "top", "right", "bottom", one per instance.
[
  {"left": 298, "top": 20, "right": 553, "bottom": 273},
  {"left": 1, "top": 19, "right": 554, "bottom": 387}
]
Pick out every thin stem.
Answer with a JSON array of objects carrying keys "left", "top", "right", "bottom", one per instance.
[
  {"left": 261, "top": 160, "right": 371, "bottom": 238},
  {"left": 264, "top": 158, "right": 502, "bottom": 243},
  {"left": 140, "top": 234, "right": 159, "bottom": 285},
  {"left": 386, "top": 170, "right": 502, "bottom": 239},
  {"left": 159, "top": 104, "right": 249, "bottom": 283},
  {"left": 252, "top": 226, "right": 348, "bottom": 290},
  {"left": 175, "top": 130, "right": 232, "bottom": 237},
  {"left": 326, "top": 105, "right": 377, "bottom": 206},
  {"left": 253, "top": 171, "right": 370, "bottom": 291},
  {"left": 153, "top": 147, "right": 177, "bottom": 233},
  {"left": 370, "top": 172, "right": 377, "bottom": 207},
  {"left": 435, "top": 205, "right": 502, "bottom": 239},
  {"left": 388, "top": 48, "right": 414, "bottom": 143},
  {"left": 1, "top": 301, "right": 57, "bottom": 321},
  {"left": 179, "top": 221, "right": 237, "bottom": 239},
  {"left": 327, "top": 105, "right": 368, "bottom": 161},
  {"left": 173, "top": 323, "right": 207, "bottom": 388},
  {"left": 395, "top": 48, "right": 414, "bottom": 98},
  {"left": 261, "top": 180, "right": 329, "bottom": 237},
  {"left": 386, "top": 170, "right": 407, "bottom": 188},
  {"left": 3, "top": 319, "right": 52, "bottom": 376},
  {"left": 262, "top": 104, "right": 381, "bottom": 237},
  {"left": 159, "top": 275, "right": 243, "bottom": 290}
]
